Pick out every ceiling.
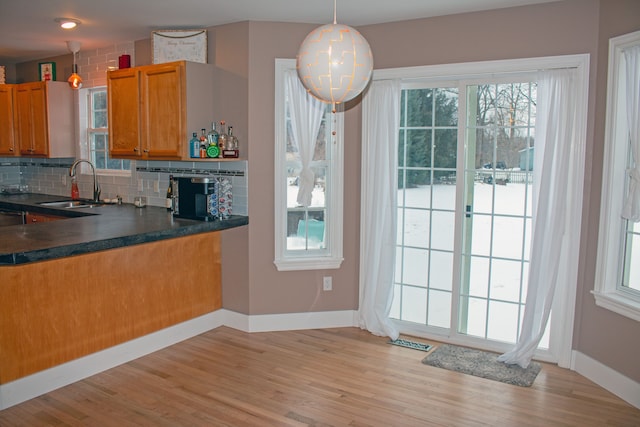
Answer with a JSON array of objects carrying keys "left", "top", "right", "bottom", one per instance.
[{"left": 0, "top": 0, "right": 559, "bottom": 65}]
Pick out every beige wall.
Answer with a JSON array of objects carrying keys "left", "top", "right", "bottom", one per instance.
[
  {"left": 575, "top": 0, "right": 640, "bottom": 382},
  {"left": 232, "top": 0, "right": 640, "bottom": 381}
]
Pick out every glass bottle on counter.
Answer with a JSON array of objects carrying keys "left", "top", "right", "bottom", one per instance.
[
  {"left": 166, "top": 174, "right": 173, "bottom": 212},
  {"left": 217, "top": 121, "right": 228, "bottom": 153},
  {"left": 71, "top": 176, "right": 80, "bottom": 200},
  {"left": 227, "top": 126, "right": 238, "bottom": 150},
  {"left": 199, "top": 129, "right": 207, "bottom": 158},
  {"left": 190, "top": 132, "right": 199, "bottom": 158},
  {"left": 207, "top": 121, "right": 219, "bottom": 146}
]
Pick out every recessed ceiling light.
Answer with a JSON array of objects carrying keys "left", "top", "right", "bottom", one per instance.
[{"left": 55, "top": 18, "right": 81, "bottom": 29}]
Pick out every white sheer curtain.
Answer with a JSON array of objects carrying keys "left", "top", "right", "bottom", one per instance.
[
  {"left": 285, "top": 70, "right": 325, "bottom": 207},
  {"left": 621, "top": 45, "right": 640, "bottom": 222},
  {"left": 359, "top": 79, "right": 401, "bottom": 340},
  {"left": 498, "top": 69, "right": 585, "bottom": 368}
]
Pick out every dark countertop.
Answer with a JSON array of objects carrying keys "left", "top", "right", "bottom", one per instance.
[{"left": 0, "top": 193, "right": 248, "bottom": 265}]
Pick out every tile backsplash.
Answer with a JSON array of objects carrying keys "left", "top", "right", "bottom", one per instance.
[{"left": 0, "top": 157, "right": 248, "bottom": 216}]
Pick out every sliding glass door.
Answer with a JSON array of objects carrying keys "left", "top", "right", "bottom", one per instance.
[{"left": 391, "top": 78, "right": 551, "bottom": 353}]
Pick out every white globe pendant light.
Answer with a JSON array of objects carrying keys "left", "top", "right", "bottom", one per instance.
[{"left": 296, "top": 0, "right": 373, "bottom": 105}]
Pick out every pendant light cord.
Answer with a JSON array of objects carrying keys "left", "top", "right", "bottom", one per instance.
[{"left": 333, "top": 0, "right": 337, "bottom": 24}]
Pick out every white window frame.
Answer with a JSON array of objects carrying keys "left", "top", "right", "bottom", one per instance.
[
  {"left": 273, "top": 58, "right": 344, "bottom": 271},
  {"left": 78, "top": 86, "right": 131, "bottom": 177},
  {"left": 593, "top": 30, "right": 640, "bottom": 322}
]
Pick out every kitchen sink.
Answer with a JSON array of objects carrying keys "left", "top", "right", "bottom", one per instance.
[{"left": 38, "top": 200, "right": 97, "bottom": 209}]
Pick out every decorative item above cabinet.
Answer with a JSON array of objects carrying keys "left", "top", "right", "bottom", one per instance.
[{"left": 107, "top": 60, "right": 222, "bottom": 161}]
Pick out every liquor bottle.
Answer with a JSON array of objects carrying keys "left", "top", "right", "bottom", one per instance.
[
  {"left": 227, "top": 126, "right": 238, "bottom": 150},
  {"left": 207, "top": 121, "right": 219, "bottom": 146},
  {"left": 218, "top": 121, "right": 228, "bottom": 152},
  {"left": 190, "top": 132, "right": 199, "bottom": 158},
  {"left": 165, "top": 175, "right": 173, "bottom": 212},
  {"left": 199, "top": 129, "right": 207, "bottom": 158}
]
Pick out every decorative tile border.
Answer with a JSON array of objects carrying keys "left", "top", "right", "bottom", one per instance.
[
  {"left": 136, "top": 165, "right": 245, "bottom": 177},
  {"left": 0, "top": 159, "right": 75, "bottom": 168}
]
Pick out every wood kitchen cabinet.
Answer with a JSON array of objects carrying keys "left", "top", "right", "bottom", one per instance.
[
  {"left": 13, "top": 81, "right": 74, "bottom": 158},
  {"left": 0, "top": 85, "right": 18, "bottom": 156},
  {"left": 0, "top": 231, "right": 221, "bottom": 384},
  {"left": 107, "top": 60, "right": 215, "bottom": 160}
]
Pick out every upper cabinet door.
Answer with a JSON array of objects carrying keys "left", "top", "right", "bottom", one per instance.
[
  {"left": 5, "top": 81, "right": 73, "bottom": 159},
  {"left": 108, "top": 68, "right": 142, "bottom": 158},
  {"left": 29, "top": 83, "right": 49, "bottom": 156},
  {"left": 0, "top": 85, "right": 17, "bottom": 156},
  {"left": 140, "top": 62, "right": 184, "bottom": 158},
  {"left": 15, "top": 82, "right": 49, "bottom": 156}
]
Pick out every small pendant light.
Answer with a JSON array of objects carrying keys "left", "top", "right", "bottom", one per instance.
[{"left": 66, "top": 40, "right": 83, "bottom": 90}]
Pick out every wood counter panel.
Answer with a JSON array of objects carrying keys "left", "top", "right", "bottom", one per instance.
[{"left": 0, "top": 231, "right": 221, "bottom": 384}]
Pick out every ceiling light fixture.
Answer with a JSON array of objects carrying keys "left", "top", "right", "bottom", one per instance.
[
  {"left": 296, "top": 0, "right": 373, "bottom": 107},
  {"left": 66, "top": 40, "right": 83, "bottom": 90},
  {"left": 55, "top": 18, "right": 81, "bottom": 29}
]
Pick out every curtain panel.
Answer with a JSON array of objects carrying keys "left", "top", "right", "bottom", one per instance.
[
  {"left": 358, "top": 79, "right": 402, "bottom": 340},
  {"left": 498, "top": 68, "right": 586, "bottom": 368}
]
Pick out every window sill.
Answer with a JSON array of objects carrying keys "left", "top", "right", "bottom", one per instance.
[
  {"left": 274, "top": 256, "right": 343, "bottom": 271},
  {"left": 592, "top": 290, "right": 640, "bottom": 322}
]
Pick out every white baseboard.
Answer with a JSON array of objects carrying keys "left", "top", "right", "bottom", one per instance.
[
  {"left": 224, "top": 309, "right": 358, "bottom": 332},
  {"left": 0, "top": 309, "right": 358, "bottom": 410},
  {"left": 572, "top": 350, "right": 640, "bottom": 409}
]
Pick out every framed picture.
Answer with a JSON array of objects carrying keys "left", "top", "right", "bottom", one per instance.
[
  {"left": 39, "top": 62, "right": 56, "bottom": 81},
  {"left": 152, "top": 29, "right": 207, "bottom": 64}
]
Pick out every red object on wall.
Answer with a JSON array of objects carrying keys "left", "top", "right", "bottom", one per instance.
[{"left": 118, "top": 55, "right": 131, "bottom": 69}]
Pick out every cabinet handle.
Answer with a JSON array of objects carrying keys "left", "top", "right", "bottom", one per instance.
[
  {"left": 133, "top": 148, "right": 139, "bottom": 152},
  {"left": 9, "top": 148, "right": 13, "bottom": 152},
  {"left": 143, "top": 149, "right": 149, "bottom": 153}
]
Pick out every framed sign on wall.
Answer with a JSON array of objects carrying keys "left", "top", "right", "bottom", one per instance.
[
  {"left": 152, "top": 29, "right": 208, "bottom": 64},
  {"left": 39, "top": 62, "right": 56, "bottom": 81}
]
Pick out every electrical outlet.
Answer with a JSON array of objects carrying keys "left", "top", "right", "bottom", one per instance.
[
  {"left": 323, "top": 276, "right": 332, "bottom": 291},
  {"left": 153, "top": 181, "right": 160, "bottom": 192},
  {"left": 138, "top": 179, "right": 144, "bottom": 192},
  {"left": 61, "top": 174, "right": 66, "bottom": 185}
]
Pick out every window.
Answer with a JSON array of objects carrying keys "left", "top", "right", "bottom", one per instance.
[
  {"left": 81, "top": 87, "right": 130, "bottom": 174},
  {"left": 274, "top": 59, "right": 344, "bottom": 271},
  {"left": 594, "top": 30, "right": 640, "bottom": 321}
]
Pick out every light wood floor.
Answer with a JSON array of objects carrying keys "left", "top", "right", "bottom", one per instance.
[{"left": 1, "top": 327, "right": 638, "bottom": 426}]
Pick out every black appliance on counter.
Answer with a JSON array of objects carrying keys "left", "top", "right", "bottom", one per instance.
[{"left": 172, "top": 177, "right": 218, "bottom": 221}]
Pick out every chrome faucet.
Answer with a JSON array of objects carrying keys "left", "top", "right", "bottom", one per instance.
[{"left": 69, "top": 159, "right": 101, "bottom": 202}]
